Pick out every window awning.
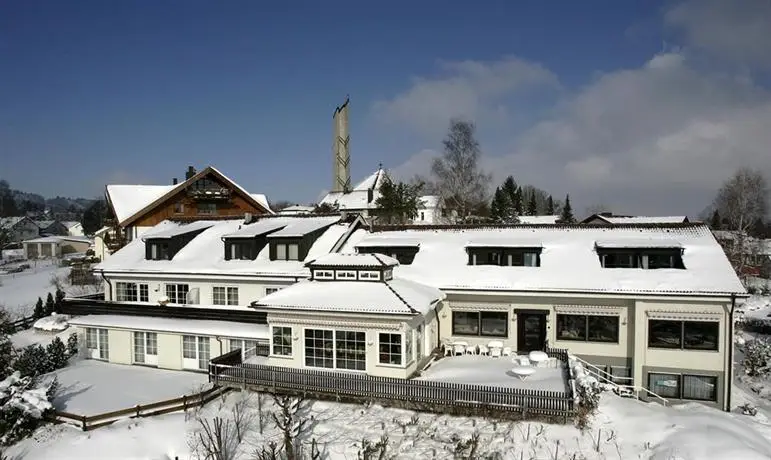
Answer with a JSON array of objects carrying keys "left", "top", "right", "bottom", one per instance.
[
  {"left": 554, "top": 305, "right": 623, "bottom": 316},
  {"left": 646, "top": 310, "right": 723, "bottom": 321}
]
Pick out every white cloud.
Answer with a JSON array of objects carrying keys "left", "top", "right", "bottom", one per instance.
[
  {"left": 372, "top": 56, "right": 559, "bottom": 138},
  {"left": 665, "top": 0, "right": 771, "bottom": 69}
]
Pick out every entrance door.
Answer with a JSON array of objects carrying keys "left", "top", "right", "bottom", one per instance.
[{"left": 517, "top": 312, "right": 547, "bottom": 352}]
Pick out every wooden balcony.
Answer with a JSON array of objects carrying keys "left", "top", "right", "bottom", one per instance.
[{"left": 187, "top": 188, "right": 232, "bottom": 201}]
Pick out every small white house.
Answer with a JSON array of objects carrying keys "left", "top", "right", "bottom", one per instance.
[
  {"left": 24, "top": 236, "right": 92, "bottom": 259},
  {"left": 62, "top": 221, "right": 85, "bottom": 237}
]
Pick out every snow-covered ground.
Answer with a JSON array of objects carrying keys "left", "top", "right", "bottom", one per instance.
[
  {"left": 47, "top": 360, "right": 209, "bottom": 415},
  {"left": 8, "top": 388, "right": 771, "bottom": 459},
  {"left": 0, "top": 261, "right": 69, "bottom": 317}
]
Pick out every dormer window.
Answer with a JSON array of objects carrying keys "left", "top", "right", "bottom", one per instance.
[
  {"left": 228, "top": 241, "right": 255, "bottom": 260},
  {"left": 149, "top": 241, "right": 169, "bottom": 260},
  {"left": 595, "top": 241, "right": 685, "bottom": 269},
  {"left": 355, "top": 239, "right": 420, "bottom": 265},
  {"left": 314, "top": 270, "right": 334, "bottom": 280},
  {"left": 275, "top": 242, "right": 300, "bottom": 261},
  {"left": 335, "top": 270, "right": 357, "bottom": 280},
  {"left": 359, "top": 271, "right": 381, "bottom": 281},
  {"left": 466, "top": 247, "right": 541, "bottom": 267}
]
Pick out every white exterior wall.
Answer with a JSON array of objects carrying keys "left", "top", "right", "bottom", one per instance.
[
  {"left": 266, "top": 311, "right": 430, "bottom": 378},
  {"left": 67, "top": 223, "right": 84, "bottom": 237},
  {"left": 94, "top": 235, "right": 109, "bottom": 261},
  {"left": 157, "top": 333, "right": 183, "bottom": 369},
  {"left": 104, "top": 276, "right": 298, "bottom": 305}
]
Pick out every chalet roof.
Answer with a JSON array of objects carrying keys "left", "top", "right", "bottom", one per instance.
[
  {"left": 24, "top": 236, "right": 92, "bottom": 244},
  {"left": 319, "top": 168, "right": 388, "bottom": 211},
  {"left": 0, "top": 217, "right": 28, "bottom": 229},
  {"left": 106, "top": 166, "right": 273, "bottom": 226},
  {"left": 95, "top": 215, "right": 352, "bottom": 278},
  {"left": 340, "top": 224, "right": 745, "bottom": 296},
  {"left": 254, "top": 276, "right": 444, "bottom": 315},
  {"left": 267, "top": 217, "right": 339, "bottom": 238},
  {"left": 142, "top": 220, "right": 215, "bottom": 239}
]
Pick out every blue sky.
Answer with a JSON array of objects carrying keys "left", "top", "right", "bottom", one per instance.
[{"left": 2, "top": 1, "right": 770, "bottom": 215}]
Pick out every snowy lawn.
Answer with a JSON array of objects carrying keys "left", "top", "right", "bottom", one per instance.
[
  {"left": 0, "top": 261, "right": 69, "bottom": 318},
  {"left": 9, "top": 389, "right": 771, "bottom": 459},
  {"left": 417, "top": 354, "right": 568, "bottom": 392},
  {"left": 48, "top": 360, "right": 209, "bottom": 416}
]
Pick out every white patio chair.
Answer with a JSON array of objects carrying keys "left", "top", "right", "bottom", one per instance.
[
  {"left": 478, "top": 344, "right": 489, "bottom": 356},
  {"left": 490, "top": 346, "right": 502, "bottom": 358},
  {"left": 443, "top": 343, "right": 453, "bottom": 356},
  {"left": 453, "top": 343, "right": 466, "bottom": 355},
  {"left": 465, "top": 344, "right": 476, "bottom": 355},
  {"left": 502, "top": 347, "right": 512, "bottom": 357},
  {"left": 517, "top": 356, "right": 531, "bottom": 367}
]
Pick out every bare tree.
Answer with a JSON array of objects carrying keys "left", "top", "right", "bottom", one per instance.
[
  {"left": 431, "top": 119, "right": 491, "bottom": 221},
  {"left": 712, "top": 168, "right": 769, "bottom": 278},
  {"left": 271, "top": 394, "right": 310, "bottom": 460},
  {"left": 190, "top": 416, "right": 238, "bottom": 460}
]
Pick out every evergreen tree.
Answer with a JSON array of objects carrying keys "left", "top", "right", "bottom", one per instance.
[
  {"left": 54, "top": 288, "right": 65, "bottom": 314},
  {"left": 46, "top": 337, "right": 69, "bottom": 370},
  {"left": 33, "top": 297, "right": 44, "bottom": 319},
  {"left": 81, "top": 200, "right": 107, "bottom": 235},
  {"left": 0, "top": 332, "right": 13, "bottom": 380},
  {"left": 526, "top": 190, "right": 538, "bottom": 215},
  {"left": 374, "top": 176, "right": 423, "bottom": 224},
  {"left": 560, "top": 194, "right": 575, "bottom": 223},
  {"left": 513, "top": 186, "right": 523, "bottom": 216},
  {"left": 66, "top": 332, "right": 79, "bottom": 358},
  {"left": 546, "top": 195, "right": 555, "bottom": 215},
  {"left": 12, "top": 344, "right": 52, "bottom": 378},
  {"left": 490, "top": 187, "right": 503, "bottom": 222},
  {"left": 44, "top": 293, "right": 55, "bottom": 316},
  {"left": 710, "top": 209, "right": 722, "bottom": 230}
]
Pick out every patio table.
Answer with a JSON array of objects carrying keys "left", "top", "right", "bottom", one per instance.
[{"left": 511, "top": 366, "right": 536, "bottom": 381}]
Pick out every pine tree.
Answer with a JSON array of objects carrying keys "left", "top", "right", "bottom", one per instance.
[
  {"left": 33, "top": 297, "right": 44, "bottom": 319},
  {"left": 12, "top": 344, "right": 52, "bottom": 378},
  {"left": 513, "top": 187, "right": 523, "bottom": 215},
  {"left": 46, "top": 337, "right": 69, "bottom": 370},
  {"left": 546, "top": 195, "right": 555, "bottom": 215},
  {"left": 560, "top": 194, "right": 575, "bottom": 223},
  {"left": 0, "top": 332, "right": 13, "bottom": 380},
  {"left": 490, "top": 187, "right": 503, "bottom": 222},
  {"left": 526, "top": 191, "right": 538, "bottom": 216},
  {"left": 44, "top": 293, "right": 55, "bottom": 317},
  {"left": 710, "top": 209, "right": 722, "bottom": 230},
  {"left": 66, "top": 332, "right": 79, "bottom": 358},
  {"left": 374, "top": 176, "right": 423, "bottom": 224},
  {"left": 54, "top": 288, "right": 65, "bottom": 315}
]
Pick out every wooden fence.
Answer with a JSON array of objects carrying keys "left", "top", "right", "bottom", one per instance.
[
  {"left": 4, "top": 314, "right": 36, "bottom": 334},
  {"left": 210, "top": 350, "right": 575, "bottom": 421},
  {"left": 51, "top": 385, "right": 230, "bottom": 431}
]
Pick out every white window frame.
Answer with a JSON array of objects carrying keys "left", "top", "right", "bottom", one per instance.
[
  {"left": 116, "top": 282, "right": 138, "bottom": 302},
  {"left": 213, "top": 286, "right": 239, "bottom": 306},
  {"left": 228, "top": 338, "right": 260, "bottom": 360},
  {"left": 378, "top": 332, "right": 404, "bottom": 367},
  {"left": 335, "top": 270, "right": 357, "bottom": 280},
  {"left": 139, "top": 283, "right": 149, "bottom": 302},
  {"left": 314, "top": 270, "right": 334, "bottom": 280},
  {"left": 165, "top": 284, "right": 189, "bottom": 304},
  {"left": 303, "top": 328, "right": 367, "bottom": 372},
  {"left": 182, "top": 335, "right": 210, "bottom": 370},
  {"left": 271, "top": 326, "right": 293, "bottom": 357},
  {"left": 287, "top": 243, "right": 299, "bottom": 261},
  {"left": 358, "top": 270, "right": 381, "bottom": 280},
  {"left": 133, "top": 331, "right": 158, "bottom": 366},
  {"left": 86, "top": 328, "right": 109, "bottom": 360}
]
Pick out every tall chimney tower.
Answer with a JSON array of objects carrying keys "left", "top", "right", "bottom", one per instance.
[{"left": 332, "top": 96, "right": 351, "bottom": 193}]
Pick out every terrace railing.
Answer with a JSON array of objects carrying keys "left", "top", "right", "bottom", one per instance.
[{"left": 210, "top": 350, "right": 575, "bottom": 420}]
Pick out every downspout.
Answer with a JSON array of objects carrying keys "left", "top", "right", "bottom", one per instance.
[
  {"left": 435, "top": 304, "right": 442, "bottom": 351},
  {"left": 99, "top": 269, "right": 112, "bottom": 302},
  {"left": 726, "top": 293, "right": 736, "bottom": 412}
]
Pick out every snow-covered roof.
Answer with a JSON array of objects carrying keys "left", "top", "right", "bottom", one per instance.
[
  {"left": 420, "top": 195, "right": 440, "bottom": 209},
  {"left": 466, "top": 236, "right": 543, "bottom": 248},
  {"left": 221, "top": 219, "right": 289, "bottom": 238},
  {"left": 34, "top": 220, "right": 56, "bottom": 229},
  {"left": 255, "top": 277, "right": 445, "bottom": 315},
  {"left": 355, "top": 236, "right": 421, "bottom": 248},
  {"left": 61, "top": 221, "right": 82, "bottom": 229},
  {"left": 603, "top": 216, "right": 689, "bottom": 224},
  {"left": 106, "top": 185, "right": 174, "bottom": 224},
  {"left": 69, "top": 314, "right": 269, "bottom": 340},
  {"left": 0, "top": 217, "right": 28, "bottom": 229},
  {"left": 306, "top": 252, "right": 399, "bottom": 268},
  {"left": 24, "top": 236, "right": 92, "bottom": 244},
  {"left": 518, "top": 215, "right": 559, "bottom": 224},
  {"left": 95, "top": 216, "right": 351, "bottom": 277},
  {"left": 319, "top": 168, "right": 388, "bottom": 211},
  {"left": 268, "top": 216, "right": 339, "bottom": 238},
  {"left": 340, "top": 224, "right": 745, "bottom": 296},
  {"left": 595, "top": 239, "right": 683, "bottom": 249},
  {"left": 106, "top": 166, "right": 273, "bottom": 226},
  {"left": 142, "top": 220, "right": 215, "bottom": 239}
]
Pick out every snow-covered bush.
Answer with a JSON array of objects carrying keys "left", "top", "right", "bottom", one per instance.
[
  {"left": 740, "top": 402, "right": 758, "bottom": 416},
  {"left": 0, "top": 371, "right": 55, "bottom": 446},
  {"left": 569, "top": 357, "right": 605, "bottom": 430},
  {"left": 32, "top": 314, "right": 69, "bottom": 332},
  {"left": 743, "top": 338, "right": 771, "bottom": 376},
  {"left": 0, "top": 334, "right": 12, "bottom": 382},
  {"left": 46, "top": 337, "right": 68, "bottom": 370},
  {"left": 13, "top": 345, "right": 52, "bottom": 378}
]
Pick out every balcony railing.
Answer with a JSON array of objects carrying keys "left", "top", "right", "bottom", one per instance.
[{"left": 187, "top": 188, "right": 232, "bottom": 201}]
